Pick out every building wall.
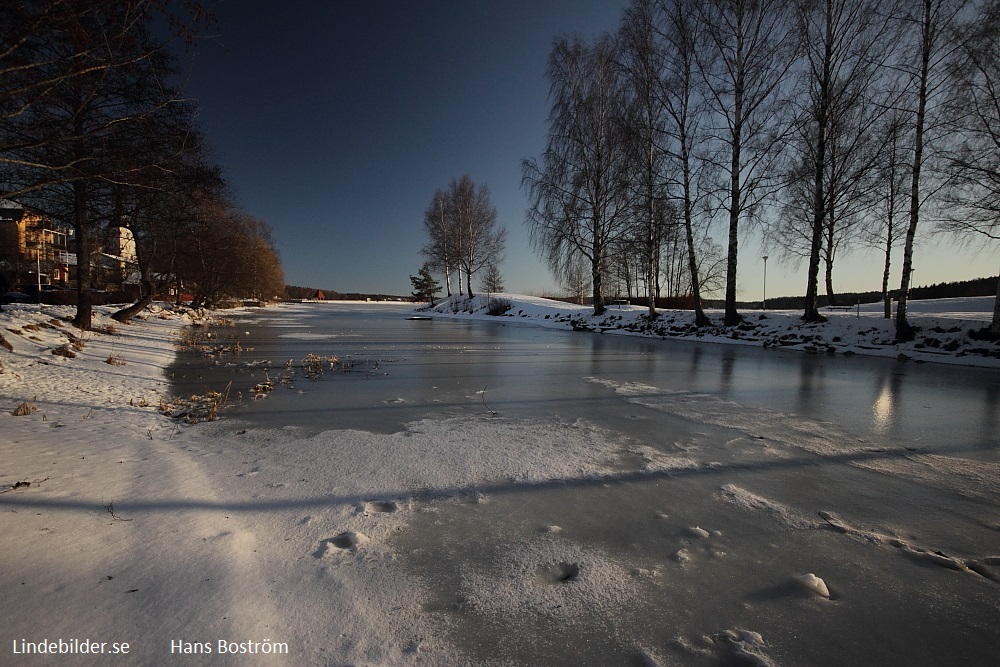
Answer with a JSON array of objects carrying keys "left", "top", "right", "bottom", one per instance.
[{"left": 0, "top": 207, "right": 74, "bottom": 285}]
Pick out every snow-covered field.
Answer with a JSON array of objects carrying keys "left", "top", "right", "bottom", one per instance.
[{"left": 1, "top": 297, "right": 998, "bottom": 665}]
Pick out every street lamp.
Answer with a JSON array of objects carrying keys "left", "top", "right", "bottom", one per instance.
[{"left": 762, "top": 255, "right": 769, "bottom": 311}]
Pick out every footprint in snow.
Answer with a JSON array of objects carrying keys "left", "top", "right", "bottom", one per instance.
[
  {"left": 670, "top": 629, "right": 775, "bottom": 667},
  {"left": 537, "top": 561, "right": 581, "bottom": 585},
  {"left": 313, "top": 531, "right": 370, "bottom": 557},
  {"left": 361, "top": 500, "right": 399, "bottom": 515}
]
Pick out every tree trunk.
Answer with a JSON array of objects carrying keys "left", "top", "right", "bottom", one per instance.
[
  {"left": 725, "top": 52, "right": 744, "bottom": 327},
  {"left": 72, "top": 180, "right": 93, "bottom": 331},
  {"left": 992, "top": 264, "right": 1000, "bottom": 335},
  {"left": 882, "top": 169, "right": 896, "bottom": 319},
  {"left": 440, "top": 201, "right": 452, "bottom": 297},
  {"left": 804, "top": 189, "right": 826, "bottom": 320},
  {"left": 804, "top": 0, "right": 833, "bottom": 323},
  {"left": 646, "top": 142, "right": 657, "bottom": 318},
  {"left": 683, "top": 150, "right": 709, "bottom": 326},
  {"left": 724, "top": 168, "right": 741, "bottom": 326},
  {"left": 112, "top": 293, "right": 154, "bottom": 323},
  {"left": 592, "top": 233, "right": 605, "bottom": 316},
  {"left": 882, "top": 237, "right": 893, "bottom": 319},
  {"left": 592, "top": 264, "right": 605, "bottom": 315},
  {"left": 825, "top": 196, "right": 838, "bottom": 306},
  {"left": 824, "top": 256, "right": 836, "bottom": 306},
  {"left": 897, "top": 0, "right": 931, "bottom": 342},
  {"left": 112, "top": 251, "right": 157, "bottom": 322},
  {"left": 897, "top": 207, "right": 919, "bottom": 339}
]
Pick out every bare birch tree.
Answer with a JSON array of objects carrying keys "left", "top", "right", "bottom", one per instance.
[
  {"left": 895, "top": 0, "right": 971, "bottom": 340},
  {"left": 421, "top": 188, "right": 455, "bottom": 297},
  {"left": 448, "top": 175, "right": 505, "bottom": 299},
  {"left": 620, "top": 0, "right": 669, "bottom": 316},
  {"left": 698, "top": 0, "right": 798, "bottom": 325},
  {"left": 869, "top": 110, "right": 912, "bottom": 319},
  {"left": 940, "top": 0, "right": 1000, "bottom": 334},
  {"left": 786, "top": 0, "right": 902, "bottom": 320},
  {"left": 656, "top": 0, "right": 714, "bottom": 325},
  {"left": 524, "top": 35, "right": 633, "bottom": 316}
]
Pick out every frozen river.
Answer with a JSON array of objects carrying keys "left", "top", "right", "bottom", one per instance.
[{"left": 171, "top": 303, "right": 1000, "bottom": 666}]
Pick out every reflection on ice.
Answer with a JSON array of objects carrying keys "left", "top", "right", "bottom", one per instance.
[{"left": 873, "top": 382, "right": 895, "bottom": 433}]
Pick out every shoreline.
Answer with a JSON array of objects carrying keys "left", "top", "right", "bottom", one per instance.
[
  {"left": 420, "top": 294, "right": 1000, "bottom": 369},
  {"left": 0, "top": 303, "right": 191, "bottom": 413},
  {"left": 1, "top": 293, "right": 995, "bottom": 428}
]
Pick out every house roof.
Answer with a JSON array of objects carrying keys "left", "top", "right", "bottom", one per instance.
[{"left": 0, "top": 200, "right": 24, "bottom": 223}]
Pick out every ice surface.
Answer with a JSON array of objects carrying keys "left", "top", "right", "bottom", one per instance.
[{"left": 2, "top": 298, "right": 999, "bottom": 666}]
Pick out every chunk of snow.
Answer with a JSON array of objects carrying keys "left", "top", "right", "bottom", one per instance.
[{"left": 794, "top": 573, "right": 831, "bottom": 598}]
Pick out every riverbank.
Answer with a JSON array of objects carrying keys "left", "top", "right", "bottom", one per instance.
[
  {"left": 420, "top": 294, "right": 1000, "bottom": 368},
  {"left": 0, "top": 303, "right": 193, "bottom": 414},
  {"left": 0, "top": 304, "right": 289, "bottom": 664}
]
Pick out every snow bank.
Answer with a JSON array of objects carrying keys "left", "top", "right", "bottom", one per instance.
[
  {"left": 422, "top": 294, "right": 1000, "bottom": 368},
  {"left": 0, "top": 303, "right": 188, "bottom": 410}
]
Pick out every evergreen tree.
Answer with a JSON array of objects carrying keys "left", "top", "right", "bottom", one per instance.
[{"left": 410, "top": 263, "right": 441, "bottom": 303}]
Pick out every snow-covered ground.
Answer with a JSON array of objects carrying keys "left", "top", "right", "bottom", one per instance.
[
  {"left": 422, "top": 294, "right": 1000, "bottom": 368},
  {"left": 1, "top": 297, "right": 998, "bottom": 665}
]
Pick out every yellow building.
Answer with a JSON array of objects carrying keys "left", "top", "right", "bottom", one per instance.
[{"left": 0, "top": 200, "right": 75, "bottom": 286}]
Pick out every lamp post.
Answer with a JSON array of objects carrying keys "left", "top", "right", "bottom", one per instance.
[{"left": 762, "top": 255, "right": 769, "bottom": 311}]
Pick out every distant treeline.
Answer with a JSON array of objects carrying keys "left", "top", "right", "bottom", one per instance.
[
  {"left": 724, "top": 276, "right": 998, "bottom": 311},
  {"left": 285, "top": 285, "right": 338, "bottom": 300},
  {"left": 284, "top": 285, "right": 409, "bottom": 302}
]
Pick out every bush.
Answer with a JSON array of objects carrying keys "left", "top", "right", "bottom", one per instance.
[{"left": 487, "top": 297, "right": 512, "bottom": 316}]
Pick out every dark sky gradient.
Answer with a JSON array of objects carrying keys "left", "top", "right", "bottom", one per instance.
[
  {"left": 186, "top": 0, "right": 629, "bottom": 295},
  {"left": 185, "top": 0, "right": 996, "bottom": 299}
]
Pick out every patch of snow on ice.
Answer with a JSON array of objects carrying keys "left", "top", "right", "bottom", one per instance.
[
  {"left": 210, "top": 415, "right": 639, "bottom": 499},
  {"left": 630, "top": 444, "right": 702, "bottom": 474},
  {"left": 718, "top": 484, "right": 820, "bottom": 530},
  {"left": 458, "top": 536, "right": 640, "bottom": 621},
  {"left": 276, "top": 332, "right": 362, "bottom": 340}
]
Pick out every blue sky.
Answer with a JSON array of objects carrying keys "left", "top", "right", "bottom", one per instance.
[{"left": 185, "top": 0, "right": 997, "bottom": 300}]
